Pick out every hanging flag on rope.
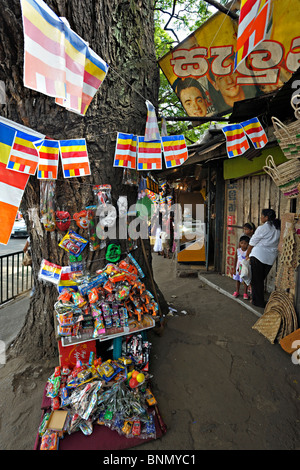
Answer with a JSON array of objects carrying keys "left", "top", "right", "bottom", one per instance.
[
  {"left": 37, "top": 139, "right": 60, "bottom": 179},
  {"left": 80, "top": 47, "right": 109, "bottom": 116},
  {"left": 59, "top": 138, "right": 91, "bottom": 177},
  {"left": 113, "top": 133, "right": 137, "bottom": 169},
  {"left": 20, "top": 0, "right": 66, "bottom": 100},
  {"left": 234, "top": 0, "right": 271, "bottom": 70},
  {"left": 0, "top": 123, "right": 30, "bottom": 244},
  {"left": 144, "top": 100, "right": 161, "bottom": 142},
  {"left": 57, "top": 266, "right": 80, "bottom": 293},
  {"left": 38, "top": 259, "right": 62, "bottom": 284},
  {"left": 161, "top": 135, "right": 188, "bottom": 168},
  {"left": 6, "top": 129, "right": 42, "bottom": 175},
  {"left": 241, "top": 117, "right": 268, "bottom": 149},
  {"left": 20, "top": 0, "right": 109, "bottom": 116},
  {"left": 137, "top": 136, "right": 162, "bottom": 170},
  {"left": 222, "top": 124, "right": 250, "bottom": 158}
]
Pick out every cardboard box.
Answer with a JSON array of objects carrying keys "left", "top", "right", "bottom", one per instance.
[{"left": 46, "top": 410, "right": 68, "bottom": 433}]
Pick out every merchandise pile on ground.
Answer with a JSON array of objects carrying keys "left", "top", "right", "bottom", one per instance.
[{"left": 39, "top": 340, "right": 157, "bottom": 450}]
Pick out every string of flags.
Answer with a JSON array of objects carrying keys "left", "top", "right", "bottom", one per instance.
[
  {"left": 113, "top": 101, "right": 189, "bottom": 171},
  {"left": 0, "top": 121, "right": 91, "bottom": 180},
  {"left": 222, "top": 117, "right": 268, "bottom": 158}
]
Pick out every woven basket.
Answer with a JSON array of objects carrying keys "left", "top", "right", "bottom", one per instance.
[
  {"left": 272, "top": 116, "right": 300, "bottom": 160},
  {"left": 263, "top": 154, "right": 300, "bottom": 198}
]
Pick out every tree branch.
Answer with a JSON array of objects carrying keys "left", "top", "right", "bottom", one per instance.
[{"left": 202, "top": 0, "right": 239, "bottom": 20}]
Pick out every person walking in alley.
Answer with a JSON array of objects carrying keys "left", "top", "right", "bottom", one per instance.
[{"left": 246, "top": 209, "right": 281, "bottom": 308}]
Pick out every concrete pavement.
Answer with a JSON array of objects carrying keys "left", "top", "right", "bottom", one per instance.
[
  {"left": 1, "top": 255, "right": 300, "bottom": 449},
  {"left": 0, "top": 291, "right": 30, "bottom": 349}
]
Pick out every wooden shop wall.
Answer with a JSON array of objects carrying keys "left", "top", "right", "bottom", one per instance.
[{"left": 224, "top": 174, "right": 293, "bottom": 293}]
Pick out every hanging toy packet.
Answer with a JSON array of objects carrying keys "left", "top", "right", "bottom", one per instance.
[
  {"left": 86, "top": 205, "right": 99, "bottom": 251},
  {"left": 59, "top": 231, "right": 88, "bottom": 257},
  {"left": 93, "top": 184, "right": 112, "bottom": 207},
  {"left": 40, "top": 180, "right": 56, "bottom": 231},
  {"left": 55, "top": 211, "right": 71, "bottom": 231}
]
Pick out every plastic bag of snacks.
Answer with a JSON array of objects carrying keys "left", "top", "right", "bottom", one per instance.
[{"left": 40, "top": 430, "right": 59, "bottom": 450}]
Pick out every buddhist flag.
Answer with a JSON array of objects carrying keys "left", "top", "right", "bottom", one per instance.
[
  {"left": 113, "top": 133, "right": 137, "bottom": 169},
  {"left": 38, "top": 259, "right": 62, "bottom": 284},
  {"left": 241, "top": 117, "right": 268, "bottom": 149},
  {"left": 57, "top": 266, "right": 80, "bottom": 293},
  {"left": 234, "top": 0, "right": 271, "bottom": 70},
  {"left": 222, "top": 124, "right": 250, "bottom": 158},
  {"left": 20, "top": 0, "right": 66, "bottom": 100},
  {"left": 161, "top": 135, "right": 188, "bottom": 168},
  {"left": 144, "top": 100, "right": 160, "bottom": 142},
  {"left": 6, "top": 129, "right": 42, "bottom": 175},
  {"left": 80, "top": 47, "right": 109, "bottom": 116},
  {"left": 54, "top": 23, "right": 87, "bottom": 114},
  {"left": 37, "top": 139, "right": 60, "bottom": 179},
  {"left": 21, "top": 0, "right": 108, "bottom": 116},
  {"left": 59, "top": 138, "right": 91, "bottom": 177},
  {"left": 0, "top": 123, "right": 30, "bottom": 244},
  {"left": 137, "top": 136, "right": 162, "bottom": 170}
]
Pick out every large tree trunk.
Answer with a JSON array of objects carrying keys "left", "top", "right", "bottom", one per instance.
[{"left": 0, "top": 0, "right": 166, "bottom": 362}]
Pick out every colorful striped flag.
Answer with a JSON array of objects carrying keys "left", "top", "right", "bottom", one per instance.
[
  {"left": 57, "top": 266, "right": 80, "bottom": 293},
  {"left": 241, "top": 117, "right": 268, "bottom": 149},
  {"left": 37, "top": 139, "right": 60, "bottom": 179},
  {"left": 113, "top": 133, "right": 137, "bottom": 169},
  {"left": 144, "top": 100, "right": 160, "bottom": 142},
  {"left": 21, "top": 0, "right": 109, "bottom": 116},
  {"left": 21, "top": 0, "right": 66, "bottom": 99},
  {"left": 59, "top": 138, "right": 91, "bottom": 178},
  {"left": 234, "top": 0, "right": 271, "bottom": 70},
  {"left": 6, "top": 129, "right": 42, "bottom": 175},
  {"left": 0, "top": 123, "right": 30, "bottom": 244},
  {"left": 161, "top": 135, "right": 188, "bottom": 168},
  {"left": 222, "top": 124, "right": 250, "bottom": 158},
  {"left": 137, "top": 136, "right": 162, "bottom": 170},
  {"left": 38, "top": 259, "right": 62, "bottom": 284},
  {"left": 55, "top": 23, "right": 87, "bottom": 114},
  {"left": 80, "top": 47, "right": 109, "bottom": 116}
]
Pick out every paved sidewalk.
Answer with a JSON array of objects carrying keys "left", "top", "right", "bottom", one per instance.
[{"left": 0, "top": 291, "right": 30, "bottom": 347}]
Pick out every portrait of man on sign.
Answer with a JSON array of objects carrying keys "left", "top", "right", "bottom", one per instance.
[
  {"left": 175, "top": 78, "right": 209, "bottom": 117},
  {"left": 207, "top": 53, "right": 260, "bottom": 114}
]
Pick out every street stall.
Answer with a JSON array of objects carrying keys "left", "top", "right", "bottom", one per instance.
[{"left": 33, "top": 250, "right": 167, "bottom": 450}]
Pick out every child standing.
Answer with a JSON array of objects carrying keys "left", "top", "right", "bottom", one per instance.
[
  {"left": 233, "top": 235, "right": 250, "bottom": 299},
  {"left": 243, "top": 222, "right": 255, "bottom": 238}
]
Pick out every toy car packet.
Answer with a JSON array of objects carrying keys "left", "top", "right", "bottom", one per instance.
[{"left": 59, "top": 231, "right": 88, "bottom": 257}]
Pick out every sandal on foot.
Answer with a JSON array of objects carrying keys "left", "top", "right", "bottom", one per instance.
[
  {"left": 233, "top": 291, "right": 239, "bottom": 298},
  {"left": 243, "top": 293, "right": 249, "bottom": 300}
]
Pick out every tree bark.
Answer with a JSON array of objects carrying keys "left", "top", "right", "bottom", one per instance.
[{"left": 0, "top": 0, "right": 166, "bottom": 362}]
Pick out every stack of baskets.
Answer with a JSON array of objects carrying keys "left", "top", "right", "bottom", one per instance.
[{"left": 263, "top": 96, "right": 300, "bottom": 199}]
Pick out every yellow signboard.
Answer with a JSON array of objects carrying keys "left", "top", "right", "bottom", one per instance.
[{"left": 158, "top": 1, "right": 300, "bottom": 118}]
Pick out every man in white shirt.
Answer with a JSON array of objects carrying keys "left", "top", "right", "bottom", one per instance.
[{"left": 246, "top": 210, "right": 281, "bottom": 308}]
